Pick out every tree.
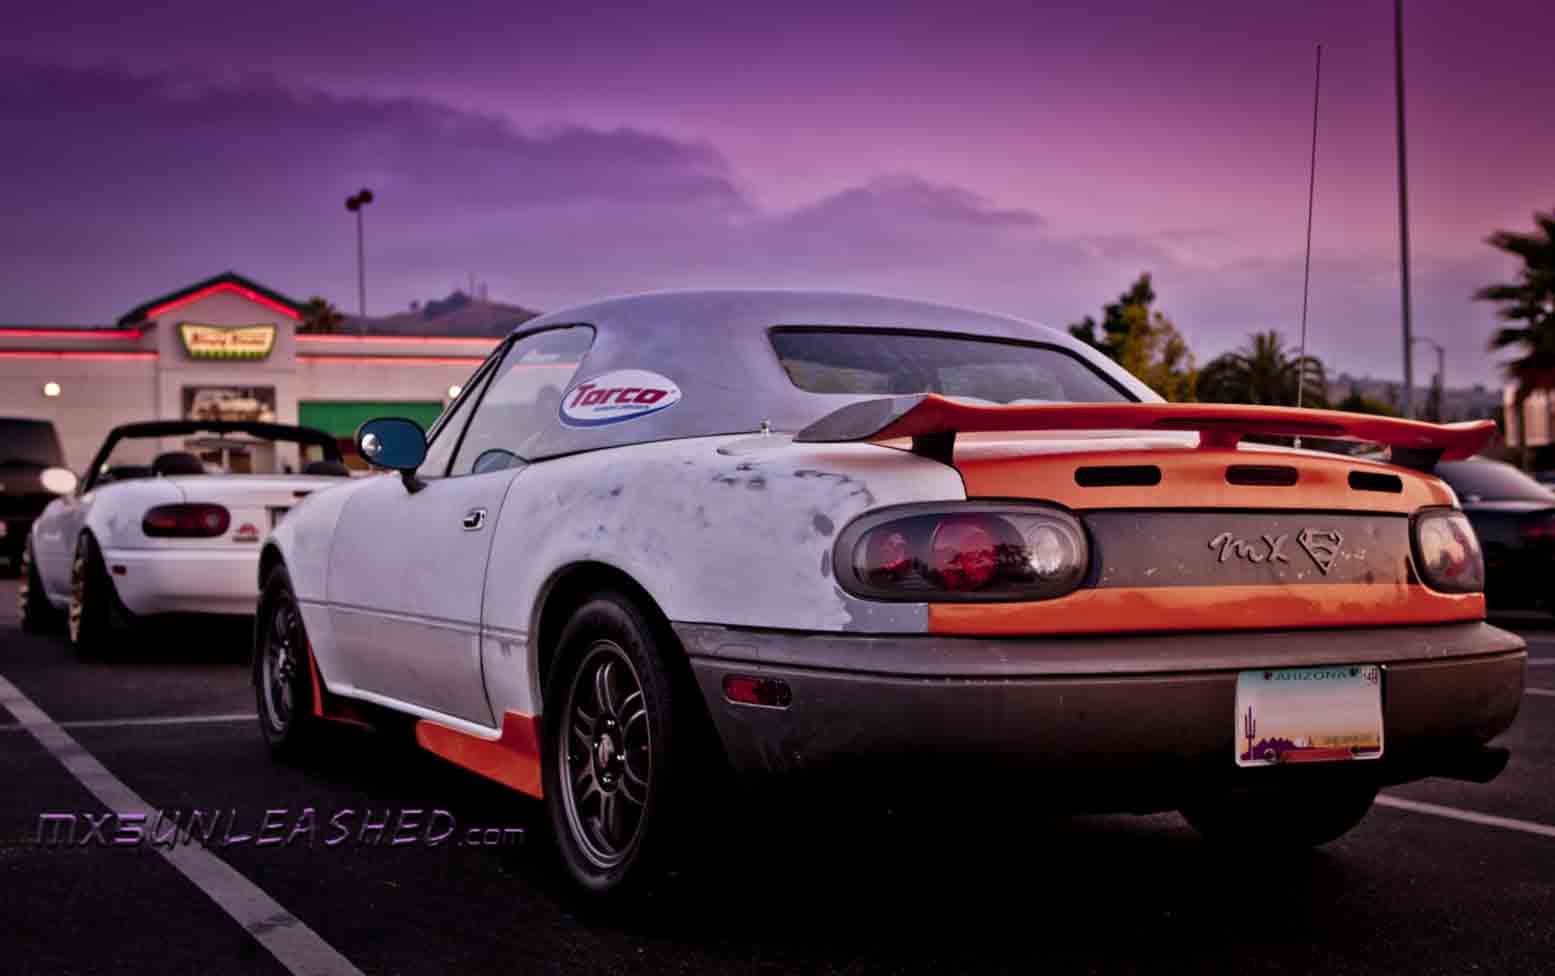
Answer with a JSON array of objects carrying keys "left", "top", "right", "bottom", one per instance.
[
  {"left": 1069, "top": 273, "right": 1198, "bottom": 401},
  {"left": 1197, "top": 330, "right": 1326, "bottom": 407},
  {"left": 1336, "top": 392, "right": 1397, "bottom": 417},
  {"left": 299, "top": 296, "right": 346, "bottom": 334},
  {"left": 1477, "top": 206, "right": 1555, "bottom": 467}
]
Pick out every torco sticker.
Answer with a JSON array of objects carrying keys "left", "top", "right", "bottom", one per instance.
[{"left": 560, "top": 370, "right": 682, "bottom": 427}]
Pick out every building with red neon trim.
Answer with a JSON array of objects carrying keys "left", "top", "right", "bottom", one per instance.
[{"left": 1, "top": 272, "right": 501, "bottom": 468}]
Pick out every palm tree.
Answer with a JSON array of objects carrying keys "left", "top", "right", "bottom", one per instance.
[
  {"left": 1477, "top": 207, "right": 1555, "bottom": 467},
  {"left": 299, "top": 296, "right": 346, "bottom": 334},
  {"left": 1197, "top": 330, "right": 1326, "bottom": 406}
]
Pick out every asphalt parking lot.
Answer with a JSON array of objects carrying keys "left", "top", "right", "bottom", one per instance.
[{"left": 2, "top": 578, "right": 1551, "bottom": 976}]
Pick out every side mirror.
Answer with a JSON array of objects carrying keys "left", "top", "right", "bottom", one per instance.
[
  {"left": 40, "top": 466, "right": 78, "bottom": 496},
  {"left": 355, "top": 418, "right": 428, "bottom": 492}
]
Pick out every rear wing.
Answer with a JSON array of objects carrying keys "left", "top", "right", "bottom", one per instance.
[{"left": 794, "top": 395, "right": 1497, "bottom": 471}]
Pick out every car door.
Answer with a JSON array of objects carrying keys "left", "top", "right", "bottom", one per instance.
[{"left": 326, "top": 326, "right": 595, "bottom": 727}]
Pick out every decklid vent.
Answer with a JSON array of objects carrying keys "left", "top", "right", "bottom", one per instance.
[{"left": 795, "top": 395, "right": 1496, "bottom": 471}]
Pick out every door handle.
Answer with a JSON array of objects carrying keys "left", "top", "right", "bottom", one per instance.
[{"left": 462, "top": 508, "right": 487, "bottom": 531}]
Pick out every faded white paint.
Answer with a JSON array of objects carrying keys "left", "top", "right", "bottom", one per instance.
[
  {"left": 478, "top": 434, "right": 963, "bottom": 718},
  {"left": 277, "top": 432, "right": 963, "bottom": 728}
]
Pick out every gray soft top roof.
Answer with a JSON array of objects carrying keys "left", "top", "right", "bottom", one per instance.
[{"left": 506, "top": 290, "right": 1157, "bottom": 459}]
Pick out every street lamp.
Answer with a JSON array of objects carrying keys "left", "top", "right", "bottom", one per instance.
[
  {"left": 1411, "top": 336, "right": 1445, "bottom": 421},
  {"left": 345, "top": 188, "right": 374, "bottom": 322},
  {"left": 1395, "top": 0, "right": 1416, "bottom": 419}
]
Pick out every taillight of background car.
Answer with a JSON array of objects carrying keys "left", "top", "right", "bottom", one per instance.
[
  {"left": 1412, "top": 509, "right": 1485, "bottom": 593},
  {"left": 142, "top": 503, "right": 231, "bottom": 538},
  {"left": 838, "top": 504, "right": 1088, "bottom": 601},
  {"left": 1518, "top": 511, "right": 1555, "bottom": 544}
]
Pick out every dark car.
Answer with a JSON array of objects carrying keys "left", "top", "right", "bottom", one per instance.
[
  {"left": 1436, "top": 457, "right": 1555, "bottom": 610},
  {"left": 0, "top": 417, "right": 70, "bottom": 571}
]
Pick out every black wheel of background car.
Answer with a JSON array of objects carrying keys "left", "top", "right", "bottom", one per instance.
[
  {"left": 1180, "top": 784, "right": 1378, "bottom": 849},
  {"left": 254, "top": 565, "right": 320, "bottom": 759},
  {"left": 543, "top": 592, "right": 691, "bottom": 897},
  {"left": 68, "top": 534, "right": 121, "bottom": 656},
  {"left": 18, "top": 541, "right": 62, "bottom": 633}
]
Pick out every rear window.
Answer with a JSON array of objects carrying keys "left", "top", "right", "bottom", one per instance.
[
  {"left": 770, "top": 329, "right": 1132, "bottom": 404},
  {"left": 1437, "top": 460, "right": 1555, "bottom": 503},
  {"left": 0, "top": 418, "right": 64, "bottom": 467}
]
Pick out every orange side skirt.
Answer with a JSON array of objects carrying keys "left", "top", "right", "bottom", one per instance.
[
  {"left": 415, "top": 712, "right": 544, "bottom": 799},
  {"left": 928, "top": 583, "right": 1484, "bottom": 637}
]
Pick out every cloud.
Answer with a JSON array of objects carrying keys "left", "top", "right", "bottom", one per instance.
[
  {"left": 0, "top": 63, "right": 1515, "bottom": 385},
  {"left": 0, "top": 64, "right": 1091, "bottom": 317}
]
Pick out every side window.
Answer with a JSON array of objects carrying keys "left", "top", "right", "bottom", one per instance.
[
  {"left": 418, "top": 349, "right": 504, "bottom": 478},
  {"left": 449, "top": 326, "right": 595, "bottom": 476}
]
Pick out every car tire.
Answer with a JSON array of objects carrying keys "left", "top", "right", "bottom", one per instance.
[
  {"left": 255, "top": 564, "right": 323, "bottom": 760},
  {"left": 68, "top": 534, "right": 124, "bottom": 656},
  {"left": 1180, "top": 784, "right": 1378, "bottom": 849},
  {"left": 542, "top": 591, "right": 704, "bottom": 898},
  {"left": 18, "top": 541, "right": 62, "bottom": 633}
]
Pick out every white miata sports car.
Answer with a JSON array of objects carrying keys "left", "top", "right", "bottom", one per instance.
[
  {"left": 256, "top": 291, "right": 1524, "bottom": 895},
  {"left": 19, "top": 420, "right": 351, "bottom": 652}
]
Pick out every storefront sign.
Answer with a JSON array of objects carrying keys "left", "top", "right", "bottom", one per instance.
[
  {"left": 182, "top": 386, "right": 277, "bottom": 422},
  {"left": 179, "top": 323, "right": 277, "bottom": 360}
]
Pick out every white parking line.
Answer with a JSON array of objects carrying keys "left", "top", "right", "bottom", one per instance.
[
  {"left": 0, "top": 712, "right": 255, "bottom": 732},
  {"left": 1376, "top": 795, "right": 1555, "bottom": 840},
  {"left": 1527, "top": 688, "right": 1555, "bottom": 698},
  {"left": 1528, "top": 660, "right": 1555, "bottom": 668},
  {"left": 0, "top": 673, "right": 363, "bottom": 976}
]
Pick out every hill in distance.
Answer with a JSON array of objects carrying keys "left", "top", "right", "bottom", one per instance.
[{"left": 342, "top": 290, "right": 540, "bottom": 337}]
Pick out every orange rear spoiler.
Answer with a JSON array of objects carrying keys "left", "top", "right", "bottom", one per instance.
[{"left": 794, "top": 395, "right": 1496, "bottom": 470}]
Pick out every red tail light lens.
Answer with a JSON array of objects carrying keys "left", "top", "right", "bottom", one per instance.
[
  {"left": 929, "top": 517, "right": 999, "bottom": 591},
  {"left": 142, "top": 503, "right": 231, "bottom": 538},
  {"left": 841, "top": 505, "right": 1088, "bottom": 601},
  {"left": 1412, "top": 509, "right": 1484, "bottom": 593},
  {"left": 1520, "top": 513, "right": 1555, "bottom": 543}
]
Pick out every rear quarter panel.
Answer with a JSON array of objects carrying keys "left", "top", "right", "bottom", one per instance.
[
  {"left": 479, "top": 434, "right": 965, "bottom": 718},
  {"left": 81, "top": 479, "right": 185, "bottom": 549}
]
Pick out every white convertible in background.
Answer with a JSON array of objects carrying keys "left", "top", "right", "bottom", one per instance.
[
  {"left": 19, "top": 420, "right": 352, "bottom": 653},
  {"left": 256, "top": 290, "right": 1522, "bottom": 897}
]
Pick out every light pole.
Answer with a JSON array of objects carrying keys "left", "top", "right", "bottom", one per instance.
[
  {"left": 1412, "top": 336, "right": 1444, "bottom": 421},
  {"left": 345, "top": 188, "right": 374, "bottom": 323},
  {"left": 1394, "top": 0, "right": 1415, "bottom": 419}
]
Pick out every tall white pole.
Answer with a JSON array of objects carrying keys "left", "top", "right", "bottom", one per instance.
[
  {"left": 1395, "top": 0, "right": 1416, "bottom": 417},
  {"left": 1296, "top": 44, "right": 1322, "bottom": 413}
]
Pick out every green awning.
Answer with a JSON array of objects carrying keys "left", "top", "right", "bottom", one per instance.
[{"left": 298, "top": 400, "right": 445, "bottom": 438}]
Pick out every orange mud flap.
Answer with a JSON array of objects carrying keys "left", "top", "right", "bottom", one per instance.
[
  {"left": 306, "top": 643, "right": 373, "bottom": 730},
  {"left": 415, "top": 712, "right": 545, "bottom": 799}
]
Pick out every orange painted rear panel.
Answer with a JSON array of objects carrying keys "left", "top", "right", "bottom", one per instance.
[
  {"left": 950, "top": 444, "right": 1454, "bottom": 514},
  {"left": 415, "top": 712, "right": 544, "bottom": 799},
  {"left": 927, "top": 445, "right": 1477, "bottom": 635},
  {"left": 928, "top": 584, "right": 1484, "bottom": 636}
]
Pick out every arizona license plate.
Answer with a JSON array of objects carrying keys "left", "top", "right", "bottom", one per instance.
[{"left": 1235, "top": 665, "right": 1384, "bottom": 767}]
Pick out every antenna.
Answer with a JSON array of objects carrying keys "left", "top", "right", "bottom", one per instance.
[{"left": 1295, "top": 43, "right": 1323, "bottom": 424}]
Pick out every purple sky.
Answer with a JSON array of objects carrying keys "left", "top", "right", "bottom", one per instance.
[{"left": 3, "top": 0, "right": 1552, "bottom": 385}]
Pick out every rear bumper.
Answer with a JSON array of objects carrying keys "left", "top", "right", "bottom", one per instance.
[
  {"left": 678, "top": 621, "right": 1526, "bottom": 808},
  {"left": 103, "top": 547, "right": 261, "bottom": 616}
]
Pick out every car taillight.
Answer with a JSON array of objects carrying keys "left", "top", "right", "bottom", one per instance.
[
  {"left": 142, "top": 503, "right": 231, "bottom": 538},
  {"left": 1520, "top": 512, "right": 1555, "bottom": 543},
  {"left": 840, "top": 505, "right": 1088, "bottom": 601},
  {"left": 1412, "top": 509, "right": 1484, "bottom": 593}
]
